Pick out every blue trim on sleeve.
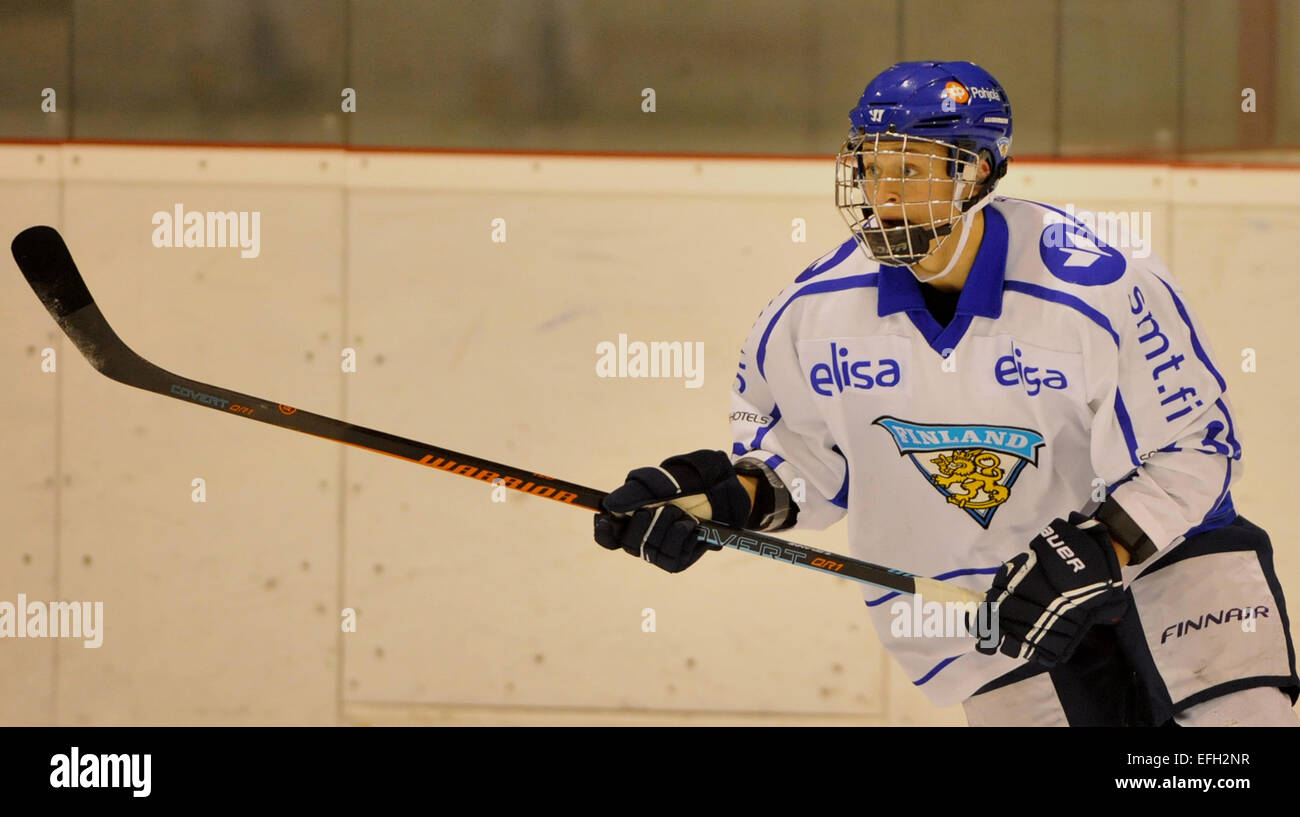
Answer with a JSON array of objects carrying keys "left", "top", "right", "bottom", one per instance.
[
  {"left": 1179, "top": 423, "right": 1238, "bottom": 538},
  {"left": 1107, "top": 472, "right": 1138, "bottom": 494},
  {"left": 1199, "top": 462, "right": 1235, "bottom": 535},
  {"left": 828, "top": 444, "right": 849, "bottom": 509},
  {"left": 830, "top": 471, "right": 850, "bottom": 508},
  {"left": 756, "top": 274, "right": 878, "bottom": 378},
  {"left": 914, "top": 653, "right": 964, "bottom": 686},
  {"left": 1151, "top": 275, "right": 1227, "bottom": 393},
  {"left": 1132, "top": 275, "right": 1242, "bottom": 538},
  {"left": 795, "top": 238, "right": 858, "bottom": 283},
  {"left": 1184, "top": 492, "right": 1237, "bottom": 538},
  {"left": 1216, "top": 398, "right": 1242, "bottom": 462},
  {"left": 764, "top": 454, "right": 785, "bottom": 470},
  {"left": 1151, "top": 275, "right": 1242, "bottom": 463},
  {"left": 1112, "top": 392, "right": 1142, "bottom": 468},
  {"left": 749, "top": 404, "right": 781, "bottom": 452}
]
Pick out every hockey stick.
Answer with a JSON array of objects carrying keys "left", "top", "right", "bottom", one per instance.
[{"left": 11, "top": 225, "right": 983, "bottom": 606}]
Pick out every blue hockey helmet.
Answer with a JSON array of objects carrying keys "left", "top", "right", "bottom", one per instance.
[{"left": 836, "top": 61, "right": 1013, "bottom": 270}]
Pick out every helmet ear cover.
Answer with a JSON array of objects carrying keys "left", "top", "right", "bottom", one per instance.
[{"left": 950, "top": 143, "right": 1008, "bottom": 214}]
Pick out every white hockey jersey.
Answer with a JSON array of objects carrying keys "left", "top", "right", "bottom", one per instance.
[{"left": 729, "top": 196, "right": 1242, "bottom": 706}]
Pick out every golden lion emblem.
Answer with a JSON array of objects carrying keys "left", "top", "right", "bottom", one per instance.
[{"left": 929, "top": 448, "right": 1010, "bottom": 510}]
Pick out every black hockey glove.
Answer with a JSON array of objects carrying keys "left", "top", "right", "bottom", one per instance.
[
  {"left": 593, "top": 449, "right": 752, "bottom": 573},
  {"left": 975, "top": 512, "right": 1128, "bottom": 668}
]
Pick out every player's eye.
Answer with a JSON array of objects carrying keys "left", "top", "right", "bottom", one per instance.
[{"left": 865, "top": 163, "right": 919, "bottom": 179}]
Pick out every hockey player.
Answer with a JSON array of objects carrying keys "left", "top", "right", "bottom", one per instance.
[{"left": 593, "top": 61, "right": 1299, "bottom": 726}]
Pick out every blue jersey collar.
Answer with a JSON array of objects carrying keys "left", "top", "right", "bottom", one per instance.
[{"left": 876, "top": 203, "right": 1008, "bottom": 320}]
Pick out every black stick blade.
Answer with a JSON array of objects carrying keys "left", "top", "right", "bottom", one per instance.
[
  {"left": 12, "top": 226, "right": 95, "bottom": 318},
  {"left": 12, "top": 224, "right": 140, "bottom": 379}
]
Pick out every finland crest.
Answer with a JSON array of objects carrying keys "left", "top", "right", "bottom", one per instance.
[{"left": 873, "top": 417, "right": 1046, "bottom": 528}]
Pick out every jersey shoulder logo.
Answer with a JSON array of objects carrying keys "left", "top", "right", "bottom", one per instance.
[
  {"left": 873, "top": 416, "right": 1046, "bottom": 529},
  {"left": 1038, "top": 220, "right": 1126, "bottom": 285}
]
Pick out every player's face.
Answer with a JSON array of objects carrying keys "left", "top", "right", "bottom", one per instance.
[
  {"left": 835, "top": 133, "right": 993, "bottom": 268},
  {"left": 856, "top": 140, "right": 961, "bottom": 228}
]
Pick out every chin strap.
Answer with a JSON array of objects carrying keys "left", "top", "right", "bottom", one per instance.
[{"left": 907, "top": 192, "right": 993, "bottom": 284}]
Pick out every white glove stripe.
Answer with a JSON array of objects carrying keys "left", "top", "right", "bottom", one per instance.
[
  {"left": 1003, "top": 549, "right": 1037, "bottom": 596},
  {"left": 640, "top": 506, "right": 664, "bottom": 562},
  {"left": 654, "top": 467, "right": 682, "bottom": 494},
  {"left": 1024, "top": 583, "right": 1108, "bottom": 642},
  {"left": 1022, "top": 582, "right": 1116, "bottom": 647}
]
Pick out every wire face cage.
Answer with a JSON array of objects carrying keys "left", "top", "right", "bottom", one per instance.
[{"left": 835, "top": 129, "right": 986, "bottom": 267}]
